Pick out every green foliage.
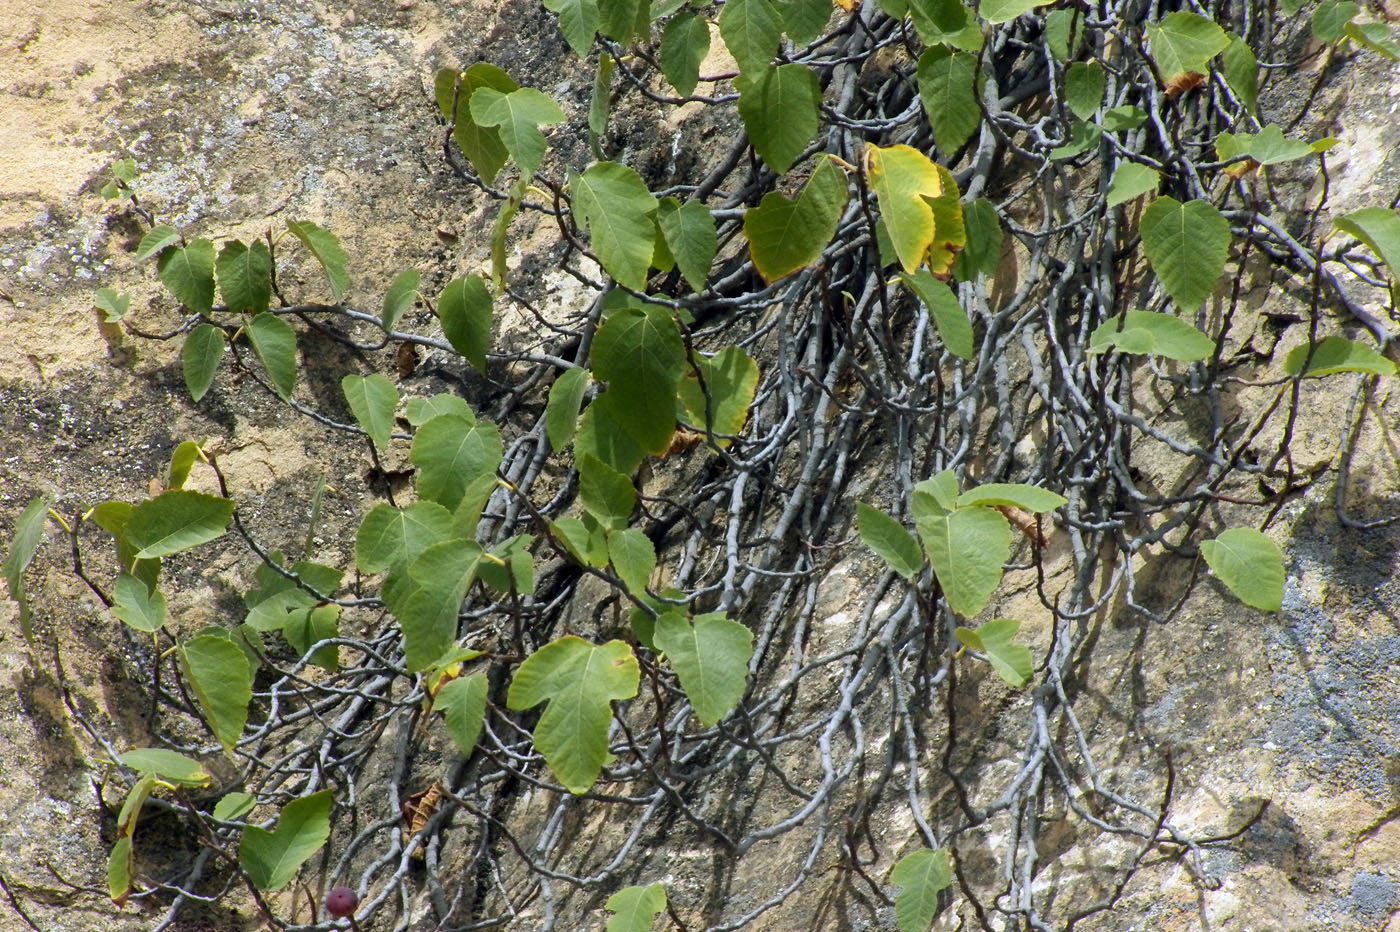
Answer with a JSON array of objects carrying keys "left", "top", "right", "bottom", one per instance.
[
  {"left": 857, "top": 502, "right": 923, "bottom": 580},
  {"left": 2, "top": 496, "right": 48, "bottom": 640},
  {"left": 438, "top": 274, "right": 494, "bottom": 373},
  {"left": 246, "top": 311, "right": 298, "bottom": 400},
  {"left": 1283, "top": 336, "right": 1397, "bottom": 378},
  {"left": 158, "top": 239, "right": 216, "bottom": 315},
  {"left": 435, "top": 672, "right": 489, "bottom": 756},
  {"left": 342, "top": 373, "right": 399, "bottom": 455},
  {"left": 286, "top": 220, "right": 350, "bottom": 302},
  {"left": 1064, "top": 61, "right": 1104, "bottom": 120},
  {"left": 409, "top": 414, "right": 502, "bottom": 511},
  {"left": 506, "top": 636, "right": 640, "bottom": 793},
  {"left": 1106, "top": 163, "right": 1160, "bottom": 207},
  {"left": 385, "top": 538, "right": 485, "bottom": 671},
  {"left": 590, "top": 305, "right": 687, "bottom": 454},
  {"left": 238, "top": 790, "right": 333, "bottom": 891},
  {"left": 901, "top": 269, "right": 974, "bottom": 359},
  {"left": 916, "top": 47, "right": 980, "bottom": 155},
  {"left": 1088, "top": 311, "right": 1216, "bottom": 362},
  {"left": 1139, "top": 196, "right": 1231, "bottom": 312},
  {"left": 654, "top": 611, "right": 753, "bottom": 725},
  {"left": 569, "top": 161, "right": 657, "bottom": 290},
  {"left": 125, "top": 489, "right": 234, "bottom": 559},
  {"left": 1198, "top": 528, "right": 1284, "bottom": 612},
  {"left": 718, "top": 0, "right": 783, "bottom": 76},
  {"left": 381, "top": 267, "right": 421, "bottom": 330},
  {"left": 736, "top": 64, "right": 821, "bottom": 173},
  {"left": 656, "top": 197, "right": 718, "bottom": 293},
  {"left": 111, "top": 572, "right": 167, "bottom": 632},
  {"left": 470, "top": 87, "right": 565, "bottom": 178},
  {"left": 1146, "top": 11, "right": 1230, "bottom": 78},
  {"left": 954, "top": 617, "right": 1032, "bottom": 687},
  {"left": 676, "top": 345, "right": 761, "bottom": 442},
  {"left": 607, "top": 527, "right": 656, "bottom": 596},
  {"left": 94, "top": 286, "right": 131, "bottom": 322},
  {"left": 546, "top": 367, "right": 591, "bottom": 451},
  {"left": 356, "top": 502, "right": 454, "bottom": 574},
  {"left": 605, "top": 883, "right": 668, "bottom": 932},
  {"left": 661, "top": 12, "right": 710, "bottom": 96},
  {"left": 182, "top": 323, "right": 225, "bottom": 401},
  {"left": 743, "top": 155, "right": 847, "bottom": 282},
  {"left": 890, "top": 848, "right": 953, "bottom": 932},
  {"left": 216, "top": 240, "right": 272, "bottom": 314},
  {"left": 978, "top": 0, "right": 1050, "bottom": 24},
  {"left": 180, "top": 634, "right": 252, "bottom": 749},
  {"left": 118, "top": 748, "right": 210, "bottom": 785},
  {"left": 449, "top": 64, "right": 519, "bottom": 185},
  {"left": 1215, "top": 124, "right": 1316, "bottom": 166},
  {"left": 1334, "top": 207, "right": 1400, "bottom": 289}
]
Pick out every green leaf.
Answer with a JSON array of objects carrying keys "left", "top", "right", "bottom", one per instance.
[
  {"left": 657, "top": 198, "right": 717, "bottom": 293},
  {"left": 118, "top": 748, "right": 209, "bottom": 785},
  {"left": 1220, "top": 36, "right": 1258, "bottom": 117},
  {"left": 1283, "top": 336, "right": 1397, "bottom": 378},
  {"left": 213, "top": 792, "right": 256, "bottom": 821},
  {"left": 1050, "top": 121, "right": 1101, "bottom": 160},
  {"left": 1342, "top": 21, "right": 1400, "bottom": 60},
  {"left": 1101, "top": 105, "right": 1147, "bottom": 132},
  {"left": 126, "top": 489, "right": 234, "bottom": 559},
  {"left": 1139, "top": 196, "right": 1231, "bottom": 312},
  {"left": 1064, "top": 60, "right": 1104, "bottom": 120},
  {"left": 1145, "top": 11, "right": 1229, "bottom": 79},
  {"left": 284, "top": 603, "right": 340, "bottom": 669},
  {"left": 94, "top": 287, "right": 130, "bottom": 322},
  {"left": 777, "top": 0, "right": 831, "bottom": 45},
  {"left": 382, "top": 268, "right": 421, "bottom": 331},
  {"left": 1215, "top": 124, "right": 1314, "bottom": 166},
  {"left": 607, "top": 527, "right": 656, "bottom": 596},
  {"left": 736, "top": 63, "right": 820, "bottom": 174},
  {"left": 182, "top": 323, "right": 224, "bottom": 402},
  {"left": 605, "top": 883, "right": 668, "bottom": 932},
  {"left": 912, "top": 469, "right": 960, "bottom": 515},
  {"left": 956, "top": 483, "right": 1065, "bottom": 512},
  {"left": 580, "top": 453, "right": 637, "bottom": 528},
  {"left": 453, "top": 64, "right": 519, "bottom": 185},
  {"left": 111, "top": 572, "right": 167, "bottom": 632},
  {"left": 506, "top": 636, "right": 640, "bottom": 793},
  {"left": 285, "top": 220, "right": 349, "bottom": 302},
  {"left": 438, "top": 274, "right": 493, "bottom": 373},
  {"left": 576, "top": 394, "right": 649, "bottom": 475},
  {"left": 718, "top": 0, "right": 783, "bottom": 76},
  {"left": 662, "top": 12, "right": 710, "bottom": 96},
  {"left": 551, "top": 516, "right": 609, "bottom": 567},
  {"left": 1198, "top": 528, "right": 1284, "bottom": 612},
  {"left": 479, "top": 533, "right": 536, "bottom": 594},
  {"left": 411, "top": 415, "right": 504, "bottom": 511},
  {"left": 589, "top": 52, "right": 614, "bottom": 158},
  {"left": 915, "top": 505, "right": 1013, "bottom": 617},
  {"left": 743, "top": 155, "right": 848, "bottom": 283},
  {"left": 954, "top": 617, "right": 1033, "bottom": 686},
  {"left": 434, "top": 67, "right": 458, "bottom": 119},
  {"left": 108, "top": 836, "right": 134, "bottom": 906},
  {"left": 891, "top": 848, "right": 953, "bottom": 932},
  {"left": 1106, "top": 163, "right": 1160, "bottom": 207},
  {"left": 1312, "top": 0, "right": 1359, "bottom": 43},
  {"left": 166, "top": 441, "right": 201, "bottom": 491},
  {"left": 404, "top": 393, "right": 476, "bottom": 426},
  {"left": 590, "top": 305, "right": 687, "bottom": 453},
  {"left": 135, "top": 225, "right": 181, "bottom": 261},
  {"left": 1334, "top": 207, "right": 1400, "bottom": 288},
  {"left": 546, "top": 367, "right": 591, "bottom": 451},
  {"left": 953, "top": 197, "right": 1001, "bottom": 280},
  {"left": 1088, "top": 310, "right": 1215, "bottom": 362},
  {"left": 599, "top": 0, "right": 646, "bottom": 43},
  {"left": 916, "top": 46, "right": 980, "bottom": 155},
  {"left": 470, "top": 87, "right": 565, "bottom": 178},
  {"left": 977, "top": 0, "right": 1051, "bottom": 23},
  {"left": 238, "top": 790, "right": 332, "bottom": 891},
  {"left": 246, "top": 311, "right": 298, "bottom": 400},
  {"left": 434, "top": 672, "right": 489, "bottom": 756},
  {"left": 342, "top": 373, "right": 398, "bottom": 456},
  {"left": 856, "top": 503, "right": 923, "bottom": 580},
  {"left": 545, "top": 0, "right": 601, "bottom": 55},
  {"left": 901, "top": 270, "right": 974, "bottom": 359},
  {"left": 866, "top": 144, "right": 945, "bottom": 274},
  {"left": 907, "top": 0, "right": 982, "bottom": 50},
  {"left": 1043, "top": 8, "right": 1078, "bottom": 59},
  {"left": 385, "top": 539, "right": 485, "bottom": 670},
  {"left": 655, "top": 610, "right": 756, "bottom": 727},
  {"left": 180, "top": 634, "right": 251, "bottom": 750},
  {"left": 676, "top": 346, "right": 760, "bottom": 444},
  {"left": 215, "top": 240, "right": 272, "bottom": 314},
  {"left": 157, "top": 239, "right": 216, "bottom": 315},
  {"left": 3, "top": 495, "right": 48, "bottom": 610},
  {"left": 570, "top": 162, "right": 658, "bottom": 290}
]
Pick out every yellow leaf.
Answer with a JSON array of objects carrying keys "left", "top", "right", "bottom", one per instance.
[
  {"left": 833, "top": 0, "right": 860, "bottom": 9},
  {"left": 865, "top": 144, "right": 943, "bottom": 274}
]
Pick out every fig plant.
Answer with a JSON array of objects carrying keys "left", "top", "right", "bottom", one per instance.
[{"left": 6, "top": 1, "right": 1400, "bottom": 930}]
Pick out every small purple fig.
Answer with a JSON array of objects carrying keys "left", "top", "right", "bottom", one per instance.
[{"left": 325, "top": 886, "right": 358, "bottom": 919}]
